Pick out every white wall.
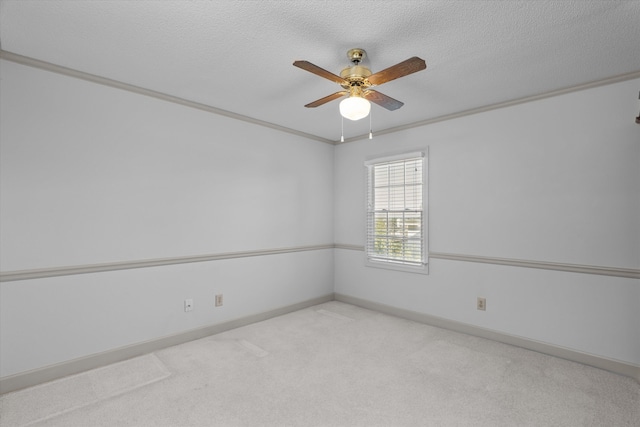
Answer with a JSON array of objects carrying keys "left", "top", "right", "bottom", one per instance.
[
  {"left": 334, "top": 78, "right": 640, "bottom": 366},
  {"left": 0, "top": 60, "right": 334, "bottom": 377}
]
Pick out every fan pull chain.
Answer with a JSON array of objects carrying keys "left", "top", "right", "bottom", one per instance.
[
  {"left": 340, "top": 115, "right": 345, "bottom": 143},
  {"left": 369, "top": 110, "right": 373, "bottom": 140}
]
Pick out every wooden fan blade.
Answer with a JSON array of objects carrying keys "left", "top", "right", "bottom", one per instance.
[
  {"left": 305, "top": 91, "right": 349, "bottom": 108},
  {"left": 367, "top": 57, "right": 426, "bottom": 86},
  {"left": 363, "top": 90, "right": 404, "bottom": 111},
  {"left": 293, "top": 60, "right": 348, "bottom": 85}
]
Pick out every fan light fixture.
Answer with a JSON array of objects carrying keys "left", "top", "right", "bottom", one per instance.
[
  {"left": 339, "top": 96, "right": 371, "bottom": 121},
  {"left": 339, "top": 85, "right": 371, "bottom": 121}
]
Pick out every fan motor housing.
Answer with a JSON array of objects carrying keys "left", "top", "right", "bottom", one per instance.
[{"left": 340, "top": 65, "right": 372, "bottom": 89}]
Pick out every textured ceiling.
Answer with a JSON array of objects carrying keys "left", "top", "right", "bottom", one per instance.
[{"left": 1, "top": 1, "right": 640, "bottom": 142}]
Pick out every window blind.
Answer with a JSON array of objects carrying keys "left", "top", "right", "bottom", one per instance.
[{"left": 366, "top": 154, "right": 425, "bottom": 266}]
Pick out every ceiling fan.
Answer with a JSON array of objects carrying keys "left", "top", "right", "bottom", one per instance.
[{"left": 293, "top": 48, "right": 426, "bottom": 121}]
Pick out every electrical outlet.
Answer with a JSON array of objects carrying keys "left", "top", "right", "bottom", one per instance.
[
  {"left": 477, "top": 297, "right": 486, "bottom": 311},
  {"left": 184, "top": 299, "right": 193, "bottom": 312},
  {"left": 215, "top": 294, "right": 223, "bottom": 307}
]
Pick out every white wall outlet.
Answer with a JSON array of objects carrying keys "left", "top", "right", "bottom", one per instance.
[
  {"left": 184, "top": 299, "right": 193, "bottom": 312},
  {"left": 477, "top": 297, "right": 486, "bottom": 311},
  {"left": 215, "top": 294, "right": 223, "bottom": 307}
]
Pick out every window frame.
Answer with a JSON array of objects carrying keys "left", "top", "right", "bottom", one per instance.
[{"left": 364, "top": 149, "right": 429, "bottom": 275}]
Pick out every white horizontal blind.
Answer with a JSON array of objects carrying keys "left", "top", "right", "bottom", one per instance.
[{"left": 366, "top": 154, "right": 425, "bottom": 266}]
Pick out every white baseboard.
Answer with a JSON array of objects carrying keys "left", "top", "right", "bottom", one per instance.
[
  {"left": 0, "top": 294, "right": 334, "bottom": 395},
  {"left": 334, "top": 293, "right": 640, "bottom": 384},
  {"left": 3, "top": 291, "right": 637, "bottom": 394}
]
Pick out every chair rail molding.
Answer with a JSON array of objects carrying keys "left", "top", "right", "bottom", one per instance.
[
  {"left": 334, "top": 244, "right": 640, "bottom": 279},
  {"left": 0, "top": 244, "right": 335, "bottom": 282}
]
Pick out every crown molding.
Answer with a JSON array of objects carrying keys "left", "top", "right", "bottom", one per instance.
[
  {"left": 338, "top": 70, "right": 640, "bottom": 144},
  {"left": 4, "top": 50, "right": 639, "bottom": 146},
  {"left": 0, "top": 50, "right": 334, "bottom": 145}
]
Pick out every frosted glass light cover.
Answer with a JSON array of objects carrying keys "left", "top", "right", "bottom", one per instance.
[{"left": 339, "top": 97, "right": 371, "bottom": 121}]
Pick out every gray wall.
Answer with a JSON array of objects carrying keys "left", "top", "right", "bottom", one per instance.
[
  {"left": 334, "top": 78, "right": 640, "bottom": 366},
  {"left": 1, "top": 57, "right": 638, "bottom": 379},
  {"left": 0, "top": 60, "right": 335, "bottom": 377}
]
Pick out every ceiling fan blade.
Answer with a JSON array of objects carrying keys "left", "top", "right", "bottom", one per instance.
[
  {"left": 363, "top": 90, "right": 404, "bottom": 111},
  {"left": 293, "top": 60, "right": 349, "bottom": 85},
  {"left": 305, "top": 91, "right": 349, "bottom": 108},
  {"left": 367, "top": 57, "right": 426, "bottom": 86}
]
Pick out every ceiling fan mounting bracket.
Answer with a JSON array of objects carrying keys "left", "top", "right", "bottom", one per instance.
[{"left": 346, "top": 48, "right": 366, "bottom": 64}]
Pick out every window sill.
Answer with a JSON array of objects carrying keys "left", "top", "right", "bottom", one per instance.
[{"left": 365, "top": 258, "right": 429, "bottom": 275}]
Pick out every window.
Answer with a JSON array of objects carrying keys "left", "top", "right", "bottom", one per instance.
[{"left": 365, "top": 151, "right": 428, "bottom": 273}]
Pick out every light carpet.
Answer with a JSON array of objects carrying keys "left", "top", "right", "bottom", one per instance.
[{"left": 1, "top": 301, "right": 638, "bottom": 426}]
